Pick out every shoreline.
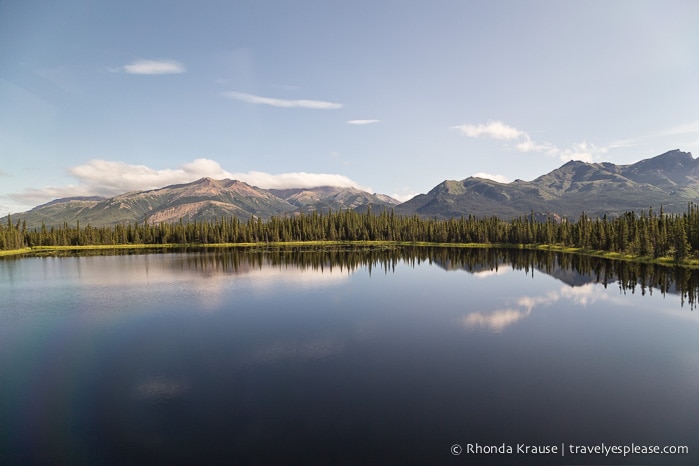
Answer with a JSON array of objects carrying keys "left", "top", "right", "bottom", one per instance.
[{"left": 2, "top": 241, "right": 699, "bottom": 268}]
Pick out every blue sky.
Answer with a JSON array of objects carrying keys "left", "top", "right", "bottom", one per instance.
[{"left": 2, "top": 0, "right": 699, "bottom": 215}]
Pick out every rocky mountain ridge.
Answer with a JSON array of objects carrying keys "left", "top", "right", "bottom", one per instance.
[
  {"left": 13, "top": 178, "right": 399, "bottom": 228},
  {"left": 395, "top": 149, "right": 699, "bottom": 220},
  {"left": 9, "top": 149, "right": 699, "bottom": 228}
]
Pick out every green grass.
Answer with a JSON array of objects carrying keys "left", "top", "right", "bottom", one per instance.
[
  {"left": 527, "top": 244, "right": 699, "bottom": 268},
  {"left": 0, "top": 247, "right": 32, "bottom": 257},
  {"left": 3, "top": 241, "right": 699, "bottom": 268}
]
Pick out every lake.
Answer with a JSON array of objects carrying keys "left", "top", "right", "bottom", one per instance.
[{"left": 1, "top": 247, "right": 698, "bottom": 465}]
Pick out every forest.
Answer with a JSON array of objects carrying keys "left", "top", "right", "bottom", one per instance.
[{"left": 1, "top": 205, "right": 698, "bottom": 262}]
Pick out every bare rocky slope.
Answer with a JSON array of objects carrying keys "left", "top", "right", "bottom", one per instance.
[{"left": 13, "top": 178, "right": 399, "bottom": 229}]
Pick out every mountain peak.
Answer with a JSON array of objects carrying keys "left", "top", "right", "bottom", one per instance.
[
  {"left": 396, "top": 149, "right": 699, "bottom": 220},
  {"left": 641, "top": 148, "right": 693, "bottom": 165},
  {"left": 560, "top": 159, "right": 590, "bottom": 168},
  {"left": 194, "top": 176, "right": 218, "bottom": 185},
  {"left": 623, "top": 149, "right": 697, "bottom": 185},
  {"left": 12, "top": 177, "right": 398, "bottom": 228}
]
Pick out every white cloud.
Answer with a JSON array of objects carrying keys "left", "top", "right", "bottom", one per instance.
[
  {"left": 9, "top": 158, "right": 371, "bottom": 207},
  {"left": 559, "top": 283, "right": 607, "bottom": 306},
  {"left": 347, "top": 119, "right": 381, "bottom": 125},
  {"left": 515, "top": 135, "right": 558, "bottom": 156},
  {"left": 462, "top": 308, "right": 531, "bottom": 332},
  {"left": 67, "top": 159, "right": 225, "bottom": 193},
  {"left": 10, "top": 184, "right": 96, "bottom": 206},
  {"left": 473, "top": 267, "right": 511, "bottom": 279},
  {"left": 450, "top": 120, "right": 524, "bottom": 140},
  {"left": 517, "top": 291, "right": 560, "bottom": 312},
  {"left": 452, "top": 119, "right": 608, "bottom": 163},
  {"left": 462, "top": 284, "right": 604, "bottom": 332},
  {"left": 390, "top": 192, "right": 418, "bottom": 203},
  {"left": 221, "top": 91, "right": 342, "bottom": 109},
  {"left": 234, "top": 170, "right": 370, "bottom": 191},
  {"left": 119, "top": 59, "right": 186, "bottom": 75},
  {"left": 558, "top": 142, "right": 607, "bottom": 163},
  {"left": 472, "top": 172, "right": 510, "bottom": 183}
]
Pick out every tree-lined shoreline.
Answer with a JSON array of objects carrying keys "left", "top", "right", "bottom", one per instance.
[{"left": 2, "top": 207, "right": 699, "bottom": 265}]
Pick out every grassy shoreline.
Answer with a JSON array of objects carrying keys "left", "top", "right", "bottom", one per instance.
[{"left": 2, "top": 241, "right": 699, "bottom": 268}]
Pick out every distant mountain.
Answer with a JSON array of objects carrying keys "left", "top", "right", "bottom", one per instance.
[
  {"left": 395, "top": 149, "right": 699, "bottom": 220},
  {"left": 12, "top": 178, "right": 399, "bottom": 229},
  {"left": 268, "top": 186, "right": 398, "bottom": 213},
  {"left": 10, "top": 149, "right": 699, "bottom": 229}
]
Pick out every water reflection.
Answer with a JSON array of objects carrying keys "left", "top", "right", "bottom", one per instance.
[
  {"left": 250, "top": 337, "right": 343, "bottom": 364},
  {"left": 463, "top": 308, "right": 532, "bottom": 331},
  {"left": 131, "top": 376, "right": 190, "bottom": 402},
  {"left": 173, "top": 246, "right": 699, "bottom": 309},
  {"left": 3, "top": 246, "right": 699, "bottom": 465},
  {"left": 6, "top": 246, "right": 699, "bottom": 309},
  {"left": 462, "top": 285, "right": 613, "bottom": 332}
]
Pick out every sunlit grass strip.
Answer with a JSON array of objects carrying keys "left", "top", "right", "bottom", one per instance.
[
  {"left": 528, "top": 244, "right": 699, "bottom": 268},
  {"left": 0, "top": 241, "right": 493, "bottom": 256},
  {"left": 0, "top": 247, "right": 32, "bottom": 257},
  {"left": 4, "top": 241, "right": 699, "bottom": 268}
]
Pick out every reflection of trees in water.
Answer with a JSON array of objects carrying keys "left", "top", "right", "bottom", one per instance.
[
  {"left": 175, "top": 246, "right": 699, "bottom": 309},
  {"left": 551, "top": 251, "right": 699, "bottom": 308},
  {"left": 31, "top": 245, "right": 695, "bottom": 307}
]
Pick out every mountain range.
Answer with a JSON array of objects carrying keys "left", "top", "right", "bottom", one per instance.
[
  {"left": 9, "top": 149, "right": 699, "bottom": 228},
  {"left": 396, "top": 149, "right": 699, "bottom": 220},
  {"left": 10, "top": 179, "right": 400, "bottom": 229}
]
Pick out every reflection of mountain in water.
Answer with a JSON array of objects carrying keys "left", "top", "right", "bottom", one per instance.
[
  {"left": 535, "top": 263, "right": 598, "bottom": 288},
  {"left": 434, "top": 254, "right": 596, "bottom": 287},
  {"left": 40, "top": 245, "right": 699, "bottom": 308},
  {"left": 169, "top": 246, "right": 699, "bottom": 307},
  {"left": 431, "top": 248, "right": 694, "bottom": 306}
]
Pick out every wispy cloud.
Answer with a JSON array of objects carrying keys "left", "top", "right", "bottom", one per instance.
[
  {"left": 9, "top": 159, "right": 370, "bottom": 207},
  {"left": 515, "top": 135, "right": 558, "bottom": 156},
  {"left": 450, "top": 120, "right": 524, "bottom": 140},
  {"left": 607, "top": 119, "right": 699, "bottom": 151},
  {"left": 10, "top": 184, "right": 96, "bottom": 207},
  {"left": 221, "top": 91, "right": 342, "bottom": 109},
  {"left": 656, "top": 120, "right": 699, "bottom": 137},
  {"left": 347, "top": 119, "right": 381, "bottom": 125},
  {"left": 517, "top": 291, "right": 560, "bottom": 312},
  {"left": 115, "top": 59, "right": 186, "bottom": 75},
  {"left": 452, "top": 119, "right": 608, "bottom": 163}
]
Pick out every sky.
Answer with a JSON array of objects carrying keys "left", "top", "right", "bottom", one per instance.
[{"left": 2, "top": 0, "right": 699, "bottom": 215}]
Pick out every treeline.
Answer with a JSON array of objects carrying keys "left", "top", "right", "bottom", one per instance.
[{"left": 2, "top": 205, "right": 699, "bottom": 260}]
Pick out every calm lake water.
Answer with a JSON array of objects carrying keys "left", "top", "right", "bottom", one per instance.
[{"left": 2, "top": 247, "right": 699, "bottom": 465}]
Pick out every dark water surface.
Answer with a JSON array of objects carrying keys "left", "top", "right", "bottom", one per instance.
[{"left": 1, "top": 247, "right": 698, "bottom": 465}]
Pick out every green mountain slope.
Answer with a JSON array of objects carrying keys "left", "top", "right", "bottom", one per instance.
[{"left": 396, "top": 149, "right": 699, "bottom": 219}]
